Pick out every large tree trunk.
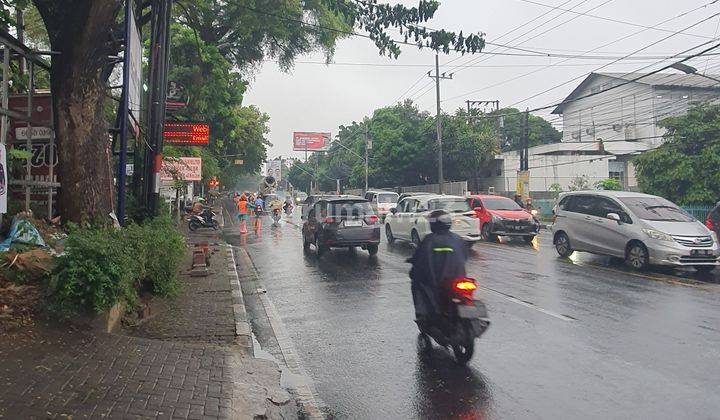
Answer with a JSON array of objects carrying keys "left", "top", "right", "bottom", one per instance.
[{"left": 33, "top": 0, "right": 122, "bottom": 223}]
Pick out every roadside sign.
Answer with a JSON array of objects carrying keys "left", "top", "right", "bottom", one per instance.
[
  {"left": 163, "top": 122, "right": 210, "bottom": 146},
  {"left": 293, "top": 132, "right": 331, "bottom": 151},
  {"left": 160, "top": 157, "right": 202, "bottom": 181},
  {"left": 234, "top": 159, "right": 244, "bottom": 165}
]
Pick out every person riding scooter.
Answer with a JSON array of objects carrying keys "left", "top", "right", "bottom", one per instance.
[{"left": 409, "top": 209, "right": 469, "bottom": 325}]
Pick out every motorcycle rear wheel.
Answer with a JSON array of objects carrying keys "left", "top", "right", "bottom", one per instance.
[
  {"left": 452, "top": 321, "right": 475, "bottom": 365},
  {"left": 189, "top": 220, "right": 200, "bottom": 231}
]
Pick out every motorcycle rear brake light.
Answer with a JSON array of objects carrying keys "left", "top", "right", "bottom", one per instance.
[{"left": 454, "top": 279, "right": 477, "bottom": 291}]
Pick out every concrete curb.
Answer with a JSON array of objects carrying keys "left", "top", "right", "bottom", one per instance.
[{"left": 227, "top": 244, "right": 253, "bottom": 354}]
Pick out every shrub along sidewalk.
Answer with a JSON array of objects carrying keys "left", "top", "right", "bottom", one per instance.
[{"left": 0, "top": 218, "right": 297, "bottom": 419}]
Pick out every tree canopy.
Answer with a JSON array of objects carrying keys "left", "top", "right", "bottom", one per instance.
[{"left": 634, "top": 103, "right": 720, "bottom": 205}]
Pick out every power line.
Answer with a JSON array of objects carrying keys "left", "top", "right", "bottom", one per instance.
[
  {"left": 515, "top": 0, "right": 717, "bottom": 39},
  {"left": 443, "top": 8, "right": 720, "bottom": 103}
]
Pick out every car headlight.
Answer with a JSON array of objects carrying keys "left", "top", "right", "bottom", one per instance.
[
  {"left": 491, "top": 214, "right": 502, "bottom": 223},
  {"left": 642, "top": 229, "right": 673, "bottom": 242},
  {"left": 531, "top": 209, "right": 538, "bottom": 216},
  {"left": 711, "top": 231, "right": 718, "bottom": 244}
]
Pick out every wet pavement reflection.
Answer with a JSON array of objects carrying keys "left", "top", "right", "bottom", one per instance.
[{"left": 222, "top": 201, "right": 720, "bottom": 419}]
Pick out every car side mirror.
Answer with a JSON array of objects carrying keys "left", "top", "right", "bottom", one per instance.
[
  {"left": 390, "top": 208, "right": 398, "bottom": 214},
  {"left": 417, "top": 207, "right": 427, "bottom": 212},
  {"left": 607, "top": 213, "right": 621, "bottom": 223}
]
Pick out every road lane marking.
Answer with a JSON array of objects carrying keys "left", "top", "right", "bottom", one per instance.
[{"left": 478, "top": 285, "right": 577, "bottom": 322}]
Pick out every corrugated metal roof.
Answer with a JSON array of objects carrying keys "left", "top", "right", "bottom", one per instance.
[
  {"left": 551, "top": 72, "right": 720, "bottom": 114},
  {"left": 597, "top": 72, "right": 720, "bottom": 88}
]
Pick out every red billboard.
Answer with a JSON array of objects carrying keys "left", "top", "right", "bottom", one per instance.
[
  {"left": 293, "top": 132, "right": 330, "bottom": 151},
  {"left": 163, "top": 122, "right": 210, "bottom": 146}
]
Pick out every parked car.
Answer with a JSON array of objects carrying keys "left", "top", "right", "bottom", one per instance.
[
  {"left": 551, "top": 191, "right": 719, "bottom": 272},
  {"left": 385, "top": 194, "right": 481, "bottom": 247},
  {"left": 364, "top": 190, "right": 400, "bottom": 221},
  {"left": 467, "top": 194, "right": 540, "bottom": 244},
  {"left": 302, "top": 197, "right": 381, "bottom": 256}
]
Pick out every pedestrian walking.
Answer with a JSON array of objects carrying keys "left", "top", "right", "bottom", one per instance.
[
  {"left": 237, "top": 194, "right": 249, "bottom": 234},
  {"left": 253, "top": 194, "right": 265, "bottom": 232}
]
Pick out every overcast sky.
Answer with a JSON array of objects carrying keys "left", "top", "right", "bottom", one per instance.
[{"left": 243, "top": 0, "right": 720, "bottom": 161}]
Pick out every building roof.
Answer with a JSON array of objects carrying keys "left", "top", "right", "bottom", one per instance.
[{"left": 551, "top": 72, "right": 720, "bottom": 114}]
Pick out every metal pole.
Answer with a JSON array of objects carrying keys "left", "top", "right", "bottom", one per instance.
[
  {"left": 364, "top": 123, "right": 369, "bottom": 192},
  {"left": 523, "top": 108, "right": 529, "bottom": 171},
  {"left": 47, "top": 70, "right": 55, "bottom": 220},
  {"left": 117, "top": 0, "right": 132, "bottom": 225},
  {"left": 435, "top": 54, "right": 444, "bottom": 194},
  {"left": 25, "top": 62, "right": 33, "bottom": 213},
  {"left": 0, "top": 46, "right": 8, "bottom": 225}
]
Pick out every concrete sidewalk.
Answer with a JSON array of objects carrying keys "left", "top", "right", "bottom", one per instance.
[{"left": 0, "top": 227, "right": 297, "bottom": 419}]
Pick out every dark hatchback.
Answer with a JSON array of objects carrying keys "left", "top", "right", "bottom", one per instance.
[{"left": 302, "top": 197, "right": 381, "bottom": 256}]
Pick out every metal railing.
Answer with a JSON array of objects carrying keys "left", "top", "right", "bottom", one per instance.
[{"left": 0, "top": 28, "right": 56, "bottom": 220}]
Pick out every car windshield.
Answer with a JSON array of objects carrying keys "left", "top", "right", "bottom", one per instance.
[
  {"left": 619, "top": 197, "right": 693, "bottom": 222},
  {"left": 328, "top": 201, "right": 374, "bottom": 217},
  {"left": 481, "top": 197, "right": 522, "bottom": 211},
  {"left": 428, "top": 198, "right": 471, "bottom": 213},
  {"left": 377, "top": 193, "right": 398, "bottom": 204}
]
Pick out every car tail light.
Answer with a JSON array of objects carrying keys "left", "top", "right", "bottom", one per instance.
[
  {"left": 365, "top": 215, "right": 379, "bottom": 225},
  {"left": 706, "top": 217, "right": 714, "bottom": 231},
  {"left": 453, "top": 278, "right": 477, "bottom": 297}
]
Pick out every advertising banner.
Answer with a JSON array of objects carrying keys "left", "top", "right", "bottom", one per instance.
[
  {"left": 293, "top": 132, "right": 330, "bottom": 151},
  {"left": 160, "top": 157, "right": 202, "bottom": 181},
  {"left": 163, "top": 122, "right": 210, "bottom": 146}
]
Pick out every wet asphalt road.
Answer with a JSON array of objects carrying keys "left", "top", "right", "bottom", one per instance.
[{"left": 222, "top": 205, "right": 720, "bottom": 419}]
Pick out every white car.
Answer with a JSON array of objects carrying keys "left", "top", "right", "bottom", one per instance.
[
  {"left": 364, "top": 190, "right": 399, "bottom": 220},
  {"left": 385, "top": 194, "right": 481, "bottom": 246}
]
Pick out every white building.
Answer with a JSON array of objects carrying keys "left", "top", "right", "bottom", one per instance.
[{"left": 484, "top": 72, "right": 720, "bottom": 195}]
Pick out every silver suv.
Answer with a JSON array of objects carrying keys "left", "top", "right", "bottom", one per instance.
[{"left": 551, "top": 191, "right": 719, "bottom": 272}]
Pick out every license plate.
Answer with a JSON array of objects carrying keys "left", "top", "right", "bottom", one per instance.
[
  {"left": 691, "top": 249, "right": 714, "bottom": 256},
  {"left": 457, "top": 303, "right": 488, "bottom": 319},
  {"left": 344, "top": 220, "right": 362, "bottom": 227}
]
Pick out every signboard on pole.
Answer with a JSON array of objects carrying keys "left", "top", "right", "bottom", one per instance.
[
  {"left": 163, "top": 122, "right": 210, "bottom": 146},
  {"left": 516, "top": 170, "right": 530, "bottom": 201},
  {"left": 292, "top": 132, "right": 330, "bottom": 151},
  {"left": 160, "top": 157, "right": 202, "bottom": 181},
  {"left": 126, "top": 2, "right": 142, "bottom": 133}
]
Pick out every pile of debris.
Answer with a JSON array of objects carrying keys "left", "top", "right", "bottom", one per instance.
[{"left": 0, "top": 213, "right": 61, "bottom": 334}]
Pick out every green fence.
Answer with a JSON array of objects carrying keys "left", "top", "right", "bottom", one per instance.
[{"left": 532, "top": 199, "right": 713, "bottom": 221}]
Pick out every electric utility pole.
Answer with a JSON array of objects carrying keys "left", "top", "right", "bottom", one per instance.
[
  {"left": 364, "top": 122, "right": 371, "bottom": 192},
  {"left": 429, "top": 53, "right": 452, "bottom": 194}
]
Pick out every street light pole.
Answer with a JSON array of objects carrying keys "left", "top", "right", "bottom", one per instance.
[{"left": 429, "top": 53, "right": 452, "bottom": 194}]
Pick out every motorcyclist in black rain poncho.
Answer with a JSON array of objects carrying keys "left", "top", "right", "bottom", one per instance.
[{"left": 409, "top": 209, "right": 469, "bottom": 327}]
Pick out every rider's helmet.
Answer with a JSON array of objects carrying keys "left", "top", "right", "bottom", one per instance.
[{"left": 428, "top": 209, "right": 452, "bottom": 234}]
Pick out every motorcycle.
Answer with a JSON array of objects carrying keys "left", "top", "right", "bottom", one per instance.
[
  {"left": 188, "top": 208, "right": 219, "bottom": 231},
  {"left": 408, "top": 266, "right": 490, "bottom": 364},
  {"left": 271, "top": 208, "right": 282, "bottom": 226}
]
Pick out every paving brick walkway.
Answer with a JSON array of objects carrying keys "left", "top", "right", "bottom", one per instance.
[{"left": 0, "top": 227, "right": 296, "bottom": 420}]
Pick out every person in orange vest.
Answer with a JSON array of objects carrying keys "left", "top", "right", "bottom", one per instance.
[{"left": 237, "top": 194, "right": 249, "bottom": 234}]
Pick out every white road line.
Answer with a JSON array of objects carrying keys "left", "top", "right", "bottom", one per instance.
[{"left": 479, "top": 285, "right": 577, "bottom": 322}]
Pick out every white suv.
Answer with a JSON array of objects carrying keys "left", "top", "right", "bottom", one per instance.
[{"left": 385, "top": 194, "right": 481, "bottom": 246}]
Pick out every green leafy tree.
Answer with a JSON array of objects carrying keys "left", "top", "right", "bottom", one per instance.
[
  {"left": 594, "top": 178, "right": 622, "bottom": 191},
  {"left": 27, "top": 0, "right": 485, "bottom": 223},
  {"left": 496, "top": 108, "right": 562, "bottom": 152},
  {"left": 568, "top": 175, "right": 590, "bottom": 191},
  {"left": 634, "top": 103, "right": 720, "bottom": 205}
]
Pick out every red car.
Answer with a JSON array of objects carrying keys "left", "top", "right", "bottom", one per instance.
[{"left": 467, "top": 195, "right": 540, "bottom": 244}]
